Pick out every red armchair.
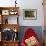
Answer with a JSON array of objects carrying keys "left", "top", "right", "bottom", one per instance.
[{"left": 21, "top": 28, "right": 41, "bottom": 46}]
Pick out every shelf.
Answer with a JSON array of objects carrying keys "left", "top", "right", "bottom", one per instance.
[
  {"left": 0, "top": 24, "right": 19, "bottom": 32},
  {"left": 0, "top": 7, "right": 19, "bottom": 16},
  {"left": 0, "top": 7, "right": 19, "bottom": 46},
  {"left": 2, "top": 40, "right": 19, "bottom": 42},
  {"left": 0, "top": 7, "right": 19, "bottom": 24}
]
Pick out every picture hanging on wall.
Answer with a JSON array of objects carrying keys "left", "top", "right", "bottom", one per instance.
[{"left": 23, "top": 9, "right": 37, "bottom": 20}]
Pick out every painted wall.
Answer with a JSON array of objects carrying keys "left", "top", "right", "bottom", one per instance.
[
  {"left": 18, "top": 26, "right": 43, "bottom": 44},
  {"left": 18, "top": 0, "right": 44, "bottom": 26},
  {"left": 0, "top": 0, "right": 44, "bottom": 26}
]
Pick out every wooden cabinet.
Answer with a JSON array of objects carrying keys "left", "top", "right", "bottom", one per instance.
[
  {"left": 2, "top": 41, "right": 19, "bottom": 46},
  {"left": 0, "top": 7, "right": 19, "bottom": 46},
  {"left": 0, "top": 41, "right": 19, "bottom": 46}
]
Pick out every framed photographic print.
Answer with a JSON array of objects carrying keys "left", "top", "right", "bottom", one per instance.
[
  {"left": 2, "top": 10, "right": 9, "bottom": 15},
  {"left": 23, "top": 9, "right": 37, "bottom": 20},
  {"left": 9, "top": 10, "right": 18, "bottom": 15}
]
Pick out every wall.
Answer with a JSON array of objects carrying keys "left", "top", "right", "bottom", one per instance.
[
  {"left": 18, "top": 0, "right": 44, "bottom": 26},
  {"left": 0, "top": 0, "right": 44, "bottom": 26},
  {"left": 18, "top": 26, "right": 43, "bottom": 44}
]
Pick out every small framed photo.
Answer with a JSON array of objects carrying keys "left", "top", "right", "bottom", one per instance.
[
  {"left": 23, "top": 9, "right": 37, "bottom": 20},
  {"left": 9, "top": 10, "right": 18, "bottom": 15},
  {"left": 2, "top": 10, "right": 9, "bottom": 15}
]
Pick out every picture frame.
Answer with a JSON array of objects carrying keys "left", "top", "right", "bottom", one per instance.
[
  {"left": 23, "top": 9, "right": 37, "bottom": 20},
  {"left": 2, "top": 10, "right": 9, "bottom": 15},
  {"left": 2, "top": 28, "right": 13, "bottom": 41},
  {"left": 9, "top": 10, "right": 18, "bottom": 15}
]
